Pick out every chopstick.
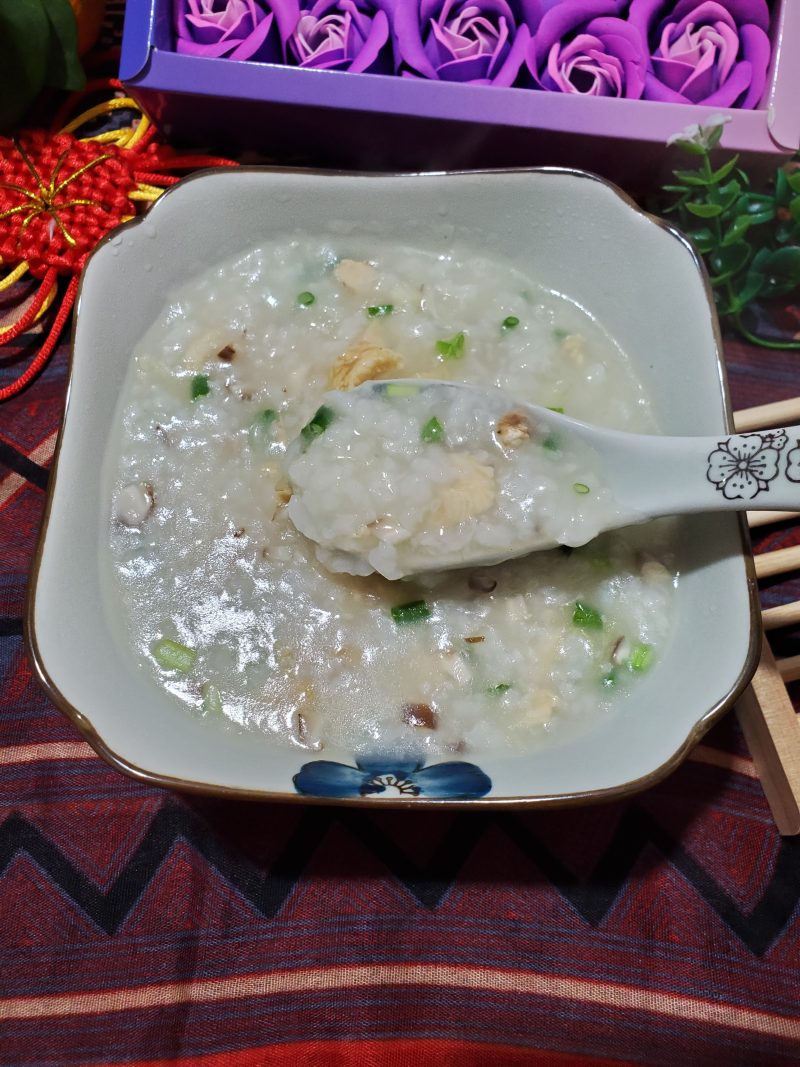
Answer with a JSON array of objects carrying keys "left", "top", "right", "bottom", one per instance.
[
  {"left": 733, "top": 397, "right": 800, "bottom": 433},
  {"left": 733, "top": 396, "right": 800, "bottom": 835}
]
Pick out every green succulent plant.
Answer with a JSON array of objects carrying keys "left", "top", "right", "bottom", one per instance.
[
  {"left": 660, "top": 121, "right": 800, "bottom": 351},
  {"left": 0, "top": 0, "right": 85, "bottom": 132}
]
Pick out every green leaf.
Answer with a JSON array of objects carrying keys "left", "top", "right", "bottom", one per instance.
[
  {"left": 709, "top": 242, "right": 751, "bottom": 280},
  {"left": 786, "top": 170, "right": 800, "bottom": 194},
  {"left": 710, "top": 155, "right": 740, "bottom": 184},
  {"left": 673, "top": 170, "right": 712, "bottom": 187},
  {"left": 759, "top": 247, "right": 800, "bottom": 296},
  {"left": 673, "top": 139, "right": 707, "bottom": 156},
  {"left": 687, "top": 226, "right": 715, "bottom": 253},
  {"left": 40, "top": 0, "right": 85, "bottom": 91},
  {"left": 0, "top": 0, "right": 50, "bottom": 130},
  {"left": 685, "top": 201, "right": 724, "bottom": 218},
  {"left": 721, "top": 215, "right": 752, "bottom": 246},
  {"left": 705, "top": 123, "right": 725, "bottom": 150},
  {"left": 775, "top": 169, "right": 790, "bottom": 205},
  {"left": 733, "top": 269, "right": 766, "bottom": 309},
  {"left": 790, "top": 198, "right": 800, "bottom": 226}
]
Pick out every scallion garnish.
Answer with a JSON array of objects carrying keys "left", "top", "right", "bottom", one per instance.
[
  {"left": 572, "top": 601, "right": 603, "bottom": 629},
  {"left": 301, "top": 405, "right": 335, "bottom": 443},
  {"left": 573, "top": 483, "right": 590, "bottom": 495},
  {"left": 152, "top": 638, "right": 197, "bottom": 673},
  {"left": 553, "top": 328, "right": 569, "bottom": 341},
  {"left": 501, "top": 316, "right": 520, "bottom": 330},
  {"left": 547, "top": 406, "right": 565, "bottom": 414},
  {"left": 384, "top": 382, "right": 420, "bottom": 398},
  {"left": 601, "top": 668, "right": 618, "bottom": 689},
  {"left": 391, "top": 600, "right": 432, "bottom": 624},
  {"left": 258, "top": 409, "right": 277, "bottom": 428},
  {"left": 297, "top": 291, "right": 315, "bottom": 307},
  {"left": 191, "top": 374, "right": 210, "bottom": 401},
  {"left": 488, "top": 683, "right": 512, "bottom": 694},
  {"left": 202, "top": 683, "right": 223, "bottom": 715},
  {"left": 629, "top": 643, "right": 654, "bottom": 672},
  {"left": 421, "top": 416, "right": 444, "bottom": 443},
  {"left": 367, "top": 304, "right": 394, "bottom": 317},
  {"left": 436, "top": 331, "right": 465, "bottom": 360},
  {"left": 542, "top": 435, "right": 559, "bottom": 451}
]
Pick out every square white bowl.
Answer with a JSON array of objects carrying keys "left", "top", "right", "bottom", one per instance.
[{"left": 27, "top": 168, "right": 761, "bottom": 807}]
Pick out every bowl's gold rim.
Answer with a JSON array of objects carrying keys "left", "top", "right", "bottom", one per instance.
[{"left": 24, "top": 164, "right": 762, "bottom": 809}]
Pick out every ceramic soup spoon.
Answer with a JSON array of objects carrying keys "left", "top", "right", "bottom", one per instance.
[{"left": 285, "top": 379, "right": 800, "bottom": 580}]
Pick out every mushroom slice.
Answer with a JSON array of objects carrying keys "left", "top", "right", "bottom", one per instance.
[
  {"left": 402, "top": 702, "right": 438, "bottom": 729},
  {"left": 334, "top": 258, "right": 377, "bottom": 294},
  {"left": 329, "top": 339, "right": 403, "bottom": 390},
  {"left": 495, "top": 411, "right": 532, "bottom": 448}
]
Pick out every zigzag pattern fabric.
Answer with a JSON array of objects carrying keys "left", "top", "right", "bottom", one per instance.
[{"left": 2, "top": 292, "right": 800, "bottom": 1063}]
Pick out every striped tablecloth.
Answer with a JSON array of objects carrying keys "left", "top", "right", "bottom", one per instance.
[{"left": 2, "top": 281, "right": 800, "bottom": 1065}]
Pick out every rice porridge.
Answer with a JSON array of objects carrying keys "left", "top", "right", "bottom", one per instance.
[
  {"left": 104, "top": 238, "right": 677, "bottom": 758},
  {"left": 287, "top": 380, "right": 637, "bottom": 580}
]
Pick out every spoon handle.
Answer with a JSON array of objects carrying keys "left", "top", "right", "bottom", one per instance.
[{"left": 610, "top": 424, "right": 800, "bottom": 518}]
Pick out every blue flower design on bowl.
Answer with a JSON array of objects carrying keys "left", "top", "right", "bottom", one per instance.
[{"left": 293, "top": 756, "right": 492, "bottom": 800}]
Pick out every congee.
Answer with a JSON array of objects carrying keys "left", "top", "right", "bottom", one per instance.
[
  {"left": 286, "top": 380, "right": 635, "bottom": 580},
  {"left": 105, "top": 239, "right": 677, "bottom": 757}
]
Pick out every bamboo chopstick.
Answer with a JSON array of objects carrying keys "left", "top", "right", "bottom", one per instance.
[
  {"left": 733, "top": 397, "right": 800, "bottom": 433},
  {"left": 734, "top": 395, "right": 800, "bottom": 835}
]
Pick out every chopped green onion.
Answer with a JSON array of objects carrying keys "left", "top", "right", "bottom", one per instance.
[
  {"left": 301, "top": 405, "right": 335, "bottom": 443},
  {"left": 191, "top": 374, "right": 210, "bottom": 401},
  {"left": 367, "top": 304, "right": 394, "bottom": 317},
  {"left": 421, "top": 416, "right": 444, "bottom": 443},
  {"left": 501, "top": 316, "right": 520, "bottom": 330},
  {"left": 202, "top": 683, "right": 223, "bottom": 715},
  {"left": 384, "top": 382, "right": 420, "bottom": 398},
  {"left": 573, "top": 483, "right": 591, "bottom": 495},
  {"left": 629, "top": 643, "right": 654, "bottom": 672},
  {"left": 572, "top": 601, "right": 603, "bottom": 630},
  {"left": 152, "top": 638, "right": 197, "bottom": 673},
  {"left": 601, "top": 668, "right": 618, "bottom": 689},
  {"left": 542, "top": 435, "right": 559, "bottom": 451},
  {"left": 258, "top": 409, "right": 277, "bottom": 428},
  {"left": 547, "top": 405, "right": 565, "bottom": 414},
  {"left": 297, "top": 291, "right": 315, "bottom": 307},
  {"left": 391, "top": 600, "right": 432, "bottom": 624},
  {"left": 488, "top": 683, "right": 512, "bottom": 694},
  {"left": 436, "top": 331, "right": 465, "bottom": 360},
  {"left": 553, "top": 327, "right": 569, "bottom": 341}
]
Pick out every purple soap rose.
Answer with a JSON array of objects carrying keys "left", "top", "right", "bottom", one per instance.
[
  {"left": 527, "top": 0, "right": 647, "bottom": 98},
  {"left": 175, "top": 0, "right": 299, "bottom": 62},
  {"left": 287, "top": 0, "right": 392, "bottom": 72},
  {"left": 388, "top": 0, "right": 543, "bottom": 86},
  {"left": 628, "top": 0, "right": 771, "bottom": 108}
]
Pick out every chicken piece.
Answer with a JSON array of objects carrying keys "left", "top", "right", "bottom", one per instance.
[
  {"left": 521, "top": 688, "right": 558, "bottom": 725},
  {"left": 329, "top": 339, "right": 403, "bottom": 390},
  {"left": 426, "top": 453, "right": 496, "bottom": 529},
  {"left": 495, "top": 411, "right": 531, "bottom": 448},
  {"left": 641, "top": 560, "right": 672, "bottom": 586},
  {"left": 559, "top": 333, "right": 586, "bottom": 364},
  {"left": 334, "top": 258, "right": 377, "bottom": 294}
]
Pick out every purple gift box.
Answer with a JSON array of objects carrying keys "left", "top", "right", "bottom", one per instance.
[{"left": 120, "top": 0, "right": 799, "bottom": 184}]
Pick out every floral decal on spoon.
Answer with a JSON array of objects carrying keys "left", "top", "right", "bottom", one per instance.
[{"left": 706, "top": 429, "right": 787, "bottom": 500}]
